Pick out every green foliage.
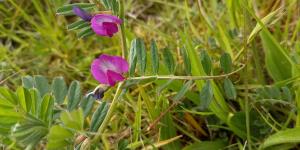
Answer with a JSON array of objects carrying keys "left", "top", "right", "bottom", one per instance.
[
  {"left": 136, "top": 38, "right": 147, "bottom": 75},
  {"left": 60, "top": 109, "right": 84, "bottom": 130},
  {"left": 80, "top": 95, "right": 96, "bottom": 117},
  {"left": 56, "top": 3, "right": 95, "bottom": 38},
  {"left": 220, "top": 53, "right": 232, "bottom": 74},
  {"left": 101, "top": 0, "right": 119, "bottom": 15},
  {"left": 56, "top": 3, "right": 95, "bottom": 16},
  {"left": 180, "top": 47, "right": 191, "bottom": 75},
  {"left": 47, "top": 125, "right": 74, "bottom": 150},
  {"left": 51, "top": 77, "right": 68, "bottom": 104},
  {"left": 0, "top": 75, "right": 110, "bottom": 149},
  {"left": 223, "top": 78, "right": 237, "bottom": 100},
  {"left": 11, "top": 114, "right": 48, "bottom": 148},
  {"left": 90, "top": 102, "right": 109, "bottom": 132},
  {"left": 260, "top": 128, "right": 300, "bottom": 149},
  {"left": 129, "top": 39, "right": 138, "bottom": 76},
  {"left": 199, "top": 80, "right": 213, "bottom": 110},
  {"left": 200, "top": 50, "right": 212, "bottom": 75},
  {"left": 173, "top": 80, "right": 193, "bottom": 101},
  {"left": 260, "top": 30, "right": 293, "bottom": 82},
  {"left": 163, "top": 47, "right": 175, "bottom": 74},
  {"left": 67, "top": 81, "right": 81, "bottom": 111},
  {"left": 150, "top": 40, "right": 159, "bottom": 74}
]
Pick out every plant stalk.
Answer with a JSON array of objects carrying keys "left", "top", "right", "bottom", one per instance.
[
  {"left": 127, "top": 63, "right": 245, "bottom": 81},
  {"left": 119, "top": 0, "right": 127, "bottom": 58}
]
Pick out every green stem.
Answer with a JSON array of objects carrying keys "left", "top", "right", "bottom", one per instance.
[
  {"left": 127, "top": 63, "right": 245, "bottom": 81},
  {"left": 91, "top": 82, "right": 124, "bottom": 143},
  {"left": 119, "top": 0, "right": 127, "bottom": 58}
]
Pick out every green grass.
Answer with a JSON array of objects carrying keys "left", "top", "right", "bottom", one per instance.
[{"left": 1, "top": 0, "right": 300, "bottom": 149}]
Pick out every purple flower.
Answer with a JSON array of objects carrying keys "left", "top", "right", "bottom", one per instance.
[
  {"left": 91, "top": 54, "right": 129, "bottom": 86},
  {"left": 72, "top": 6, "right": 92, "bottom": 21},
  {"left": 91, "top": 14, "right": 122, "bottom": 37}
]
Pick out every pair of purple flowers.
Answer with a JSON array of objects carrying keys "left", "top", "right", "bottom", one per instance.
[{"left": 73, "top": 7, "right": 128, "bottom": 86}]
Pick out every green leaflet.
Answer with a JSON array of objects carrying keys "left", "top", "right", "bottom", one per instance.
[
  {"left": 80, "top": 95, "right": 96, "bottom": 117},
  {"left": 0, "top": 87, "right": 18, "bottom": 105},
  {"left": 163, "top": 47, "right": 175, "bottom": 74},
  {"left": 199, "top": 80, "right": 213, "bottom": 110},
  {"left": 77, "top": 27, "right": 94, "bottom": 38},
  {"left": 67, "top": 20, "right": 86, "bottom": 30},
  {"left": 90, "top": 102, "right": 109, "bottom": 132},
  {"left": 60, "top": 109, "right": 84, "bottom": 130},
  {"left": 220, "top": 53, "right": 232, "bottom": 74},
  {"left": 67, "top": 81, "right": 81, "bottom": 111},
  {"left": 11, "top": 114, "right": 48, "bottom": 147},
  {"left": 39, "top": 94, "right": 54, "bottom": 124},
  {"left": 101, "top": 0, "right": 119, "bottom": 15},
  {"left": 51, "top": 77, "right": 67, "bottom": 104},
  {"left": 129, "top": 39, "right": 138, "bottom": 76},
  {"left": 128, "top": 38, "right": 147, "bottom": 75},
  {"left": 22, "top": 76, "right": 34, "bottom": 89},
  {"left": 47, "top": 125, "right": 74, "bottom": 150},
  {"left": 34, "top": 75, "right": 50, "bottom": 97},
  {"left": 68, "top": 21, "right": 90, "bottom": 31},
  {"left": 56, "top": 3, "right": 95, "bottom": 16},
  {"left": 200, "top": 50, "right": 212, "bottom": 75},
  {"left": 150, "top": 40, "right": 159, "bottom": 74},
  {"left": 181, "top": 47, "right": 191, "bottom": 75},
  {"left": 29, "top": 89, "right": 41, "bottom": 117},
  {"left": 16, "top": 87, "right": 32, "bottom": 112},
  {"left": 173, "top": 80, "right": 193, "bottom": 101},
  {"left": 223, "top": 78, "right": 237, "bottom": 100},
  {"left": 136, "top": 38, "right": 147, "bottom": 75}
]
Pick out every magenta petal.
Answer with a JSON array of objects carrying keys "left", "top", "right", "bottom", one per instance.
[
  {"left": 98, "top": 55, "right": 119, "bottom": 73},
  {"left": 98, "top": 54, "right": 129, "bottom": 74},
  {"left": 92, "top": 14, "right": 122, "bottom": 24},
  {"left": 91, "top": 59, "right": 109, "bottom": 84},
  {"left": 103, "top": 22, "right": 118, "bottom": 35},
  {"left": 91, "top": 54, "right": 128, "bottom": 86},
  {"left": 110, "top": 56, "right": 129, "bottom": 73},
  {"left": 90, "top": 14, "right": 122, "bottom": 37},
  {"left": 107, "top": 70, "right": 125, "bottom": 86},
  {"left": 91, "top": 24, "right": 109, "bottom": 36}
]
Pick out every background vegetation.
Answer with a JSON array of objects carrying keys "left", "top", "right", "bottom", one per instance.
[{"left": 0, "top": 0, "right": 300, "bottom": 149}]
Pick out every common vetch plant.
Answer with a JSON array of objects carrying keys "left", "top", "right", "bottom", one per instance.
[{"left": 1, "top": 0, "right": 300, "bottom": 150}]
